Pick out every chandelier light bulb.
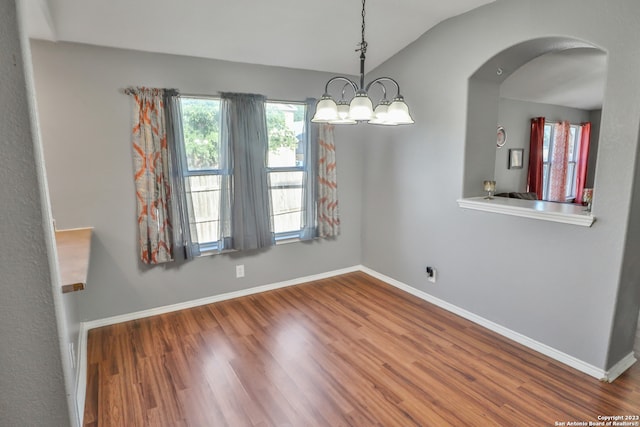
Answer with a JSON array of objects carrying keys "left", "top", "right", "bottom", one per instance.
[
  {"left": 349, "top": 91, "right": 374, "bottom": 121},
  {"left": 337, "top": 102, "right": 350, "bottom": 120},
  {"left": 387, "top": 96, "right": 415, "bottom": 124},
  {"left": 329, "top": 102, "right": 357, "bottom": 124},
  {"left": 368, "top": 101, "right": 397, "bottom": 125},
  {"left": 311, "top": 95, "right": 339, "bottom": 123}
]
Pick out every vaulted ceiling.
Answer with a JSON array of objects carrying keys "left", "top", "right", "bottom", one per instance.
[
  {"left": 23, "top": 0, "right": 606, "bottom": 110},
  {"left": 23, "top": 0, "right": 494, "bottom": 74}
]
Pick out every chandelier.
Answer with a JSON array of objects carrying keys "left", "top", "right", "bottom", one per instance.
[{"left": 311, "top": 0, "right": 414, "bottom": 125}]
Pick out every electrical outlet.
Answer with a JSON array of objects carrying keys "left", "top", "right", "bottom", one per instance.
[
  {"left": 68, "top": 342, "right": 76, "bottom": 369},
  {"left": 426, "top": 266, "right": 437, "bottom": 283},
  {"left": 236, "top": 264, "right": 245, "bottom": 278}
]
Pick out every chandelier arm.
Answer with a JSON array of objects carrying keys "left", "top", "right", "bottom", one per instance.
[
  {"left": 366, "top": 80, "right": 388, "bottom": 100},
  {"left": 365, "top": 77, "right": 402, "bottom": 99},
  {"left": 340, "top": 82, "right": 354, "bottom": 101},
  {"left": 323, "top": 76, "right": 358, "bottom": 97}
]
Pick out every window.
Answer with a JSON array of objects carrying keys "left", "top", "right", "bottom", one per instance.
[
  {"left": 178, "top": 97, "right": 309, "bottom": 252},
  {"left": 542, "top": 122, "right": 582, "bottom": 201},
  {"left": 179, "top": 97, "right": 223, "bottom": 252},
  {"left": 266, "top": 102, "right": 307, "bottom": 240}
]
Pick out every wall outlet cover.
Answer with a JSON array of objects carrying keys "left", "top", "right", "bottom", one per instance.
[{"left": 236, "top": 264, "right": 245, "bottom": 278}]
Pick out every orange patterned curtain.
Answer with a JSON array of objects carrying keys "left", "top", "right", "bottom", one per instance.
[
  {"left": 127, "top": 87, "right": 174, "bottom": 264},
  {"left": 317, "top": 124, "right": 340, "bottom": 237}
]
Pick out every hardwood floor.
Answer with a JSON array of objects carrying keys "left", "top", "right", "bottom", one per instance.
[{"left": 83, "top": 272, "right": 640, "bottom": 426}]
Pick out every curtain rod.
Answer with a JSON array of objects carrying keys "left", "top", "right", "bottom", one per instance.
[
  {"left": 536, "top": 118, "right": 588, "bottom": 125},
  {"left": 121, "top": 88, "right": 311, "bottom": 105},
  {"left": 543, "top": 120, "right": 589, "bottom": 125},
  {"left": 181, "top": 92, "right": 309, "bottom": 105},
  {"left": 121, "top": 88, "right": 178, "bottom": 95}
]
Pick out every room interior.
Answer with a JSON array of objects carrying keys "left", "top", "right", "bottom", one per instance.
[{"left": 3, "top": 0, "right": 640, "bottom": 425}]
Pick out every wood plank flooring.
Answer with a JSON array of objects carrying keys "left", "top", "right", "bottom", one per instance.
[{"left": 83, "top": 272, "right": 640, "bottom": 426}]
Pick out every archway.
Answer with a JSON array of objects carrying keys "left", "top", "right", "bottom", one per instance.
[{"left": 463, "top": 37, "right": 606, "bottom": 198}]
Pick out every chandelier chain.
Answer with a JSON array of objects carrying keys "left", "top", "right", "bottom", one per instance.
[{"left": 357, "top": 0, "right": 368, "bottom": 54}]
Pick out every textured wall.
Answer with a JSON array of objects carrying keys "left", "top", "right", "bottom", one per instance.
[
  {"left": 30, "top": 41, "right": 364, "bottom": 322},
  {"left": 0, "top": 1, "right": 71, "bottom": 426},
  {"left": 362, "top": 0, "right": 640, "bottom": 370}
]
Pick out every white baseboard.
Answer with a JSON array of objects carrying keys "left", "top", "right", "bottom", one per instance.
[
  {"left": 75, "top": 264, "right": 637, "bottom": 424},
  {"left": 358, "top": 266, "right": 619, "bottom": 381},
  {"left": 76, "top": 323, "right": 88, "bottom": 426},
  {"left": 81, "top": 266, "right": 361, "bottom": 330},
  {"left": 604, "top": 352, "right": 637, "bottom": 382}
]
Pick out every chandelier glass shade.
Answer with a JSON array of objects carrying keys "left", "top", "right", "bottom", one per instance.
[{"left": 311, "top": 0, "right": 414, "bottom": 126}]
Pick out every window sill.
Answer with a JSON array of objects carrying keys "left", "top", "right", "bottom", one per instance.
[
  {"left": 276, "top": 237, "right": 300, "bottom": 245},
  {"left": 195, "top": 234, "right": 302, "bottom": 257},
  {"left": 457, "top": 197, "right": 595, "bottom": 227}
]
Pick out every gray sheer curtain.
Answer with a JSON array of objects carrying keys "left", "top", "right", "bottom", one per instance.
[
  {"left": 220, "top": 92, "right": 275, "bottom": 251},
  {"left": 300, "top": 98, "right": 318, "bottom": 240},
  {"left": 164, "top": 91, "right": 200, "bottom": 259}
]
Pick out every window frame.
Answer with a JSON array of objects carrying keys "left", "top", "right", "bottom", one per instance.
[
  {"left": 176, "top": 96, "right": 310, "bottom": 253},
  {"left": 542, "top": 122, "right": 582, "bottom": 201},
  {"left": 178, "top": 96, "right": 224, "bottom": 253},
  {"left": 265, "top": 100, "right": 308, "bottom": 242},
  {"left": 182, "top": 167, "right": 224, "bottom": 254}
]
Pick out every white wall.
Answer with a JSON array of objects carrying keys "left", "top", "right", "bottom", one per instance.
[
  {"left": 362, "top": 0, "right": 640, "bottom": 370},
  {"left": 0, "top": 1, "right": 71, "bottom": 425},
  {"left": 494, "top": 98, "right": 592, "bottom": 194},
  {"left": 30, "top": 41, "right": 364, "bottom": 322}
]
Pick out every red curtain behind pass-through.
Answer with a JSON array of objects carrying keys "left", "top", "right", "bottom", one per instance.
[{"left": 527, "top": 117, "right": 545, "bottom": 200}]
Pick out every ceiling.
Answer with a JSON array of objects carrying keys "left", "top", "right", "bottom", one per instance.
[
  {"left": 23, "top": 0, "right": 495, "bottom": 74},
  {"left": 500, "top": 48, "right": 607, "bottom": 111},
  {"left": 23, "top": 0, "right": 605, "bottom": 110}
]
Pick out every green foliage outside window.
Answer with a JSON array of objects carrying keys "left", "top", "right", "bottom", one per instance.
[
  {"left": 181, "top": 98, "right": 302, "bottom": 171},
  {"left": 266, "top": 103, "right": 300, "bottom": 153},
  {"left": 181, "top": 98, "right": 220, "bottom": 170}
]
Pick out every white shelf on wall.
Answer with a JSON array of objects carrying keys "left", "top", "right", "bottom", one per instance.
[{"left": 457, "top": 197, "right": 595, "bottom": 227}]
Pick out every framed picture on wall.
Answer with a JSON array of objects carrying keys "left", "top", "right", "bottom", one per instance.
[{"left": 509, "top": 149, "right": 524, "bottom": 169}]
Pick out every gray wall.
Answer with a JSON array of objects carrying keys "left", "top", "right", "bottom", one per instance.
[
  {"left": 0, "top": 1, "right": 71, "bottom": 425},
  {"left": 608, "top": 121, "right": 640, "bottom": 366},
  {"left": 464, "top": 79, "right": 499, "bottom": 197},
  {"left": 30, "top": 41, "right": 364, "bottom": 322},
  {"left": 588, "top": 109, "right": 602, "bottom": 188},
  {"left": 362, "top": 0, "right": 640, "bottom": 370},
  {"left": 494, "top": 98, "right": 592, "bottom": 194}
]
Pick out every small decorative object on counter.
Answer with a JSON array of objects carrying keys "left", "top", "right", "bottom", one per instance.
[
  {"left": 484, "top": 180, "right": 496, "bottom": 200},
  {"left": 582, "top": 188, "right": 593, "bottom": 212}
]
